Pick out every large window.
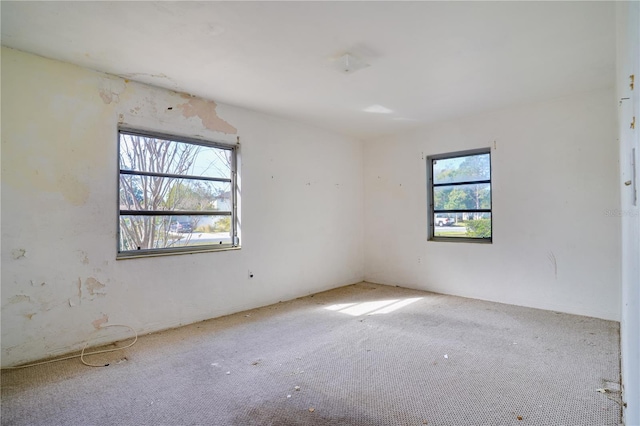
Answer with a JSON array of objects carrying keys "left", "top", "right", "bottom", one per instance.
[
  {"left": 427, "top": 148, "right": 492, "bottom": 242},
  {"left": 118, "top": 129, "right": 239, "bottom": 258}
]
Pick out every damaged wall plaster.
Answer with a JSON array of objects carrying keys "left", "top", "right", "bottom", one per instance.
[
  {"left": 85, "top": 277, "right": 106, "bottom": 297},
  {"left": 92, "top": 314, "right": 109, "bottom": 329},
  {"left": 98, "top": 75, "right": 126, "bottom": 105},
  {"left": 0, "top": 47, "right": 364, "bottom": 367},
  {"left": 177, "top": 96, "right": 238, "bottom": 134}
]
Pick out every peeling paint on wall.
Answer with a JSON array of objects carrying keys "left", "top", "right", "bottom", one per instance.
[
  {"left": 0, "top": 46, "right": 370, "bottom": 368},
  {"left": 120, "top": 72, "right": 177, "bottom": 87},
  {"left": 78, "top": 250, "right": 89, "bottom": 265},
  {"left": 92, "top": 314, "right": 109, "bottom": 329},
  {"left": 177, "top": 96, "right": 237, "bottom": 134},
  {"left": 99, "top": 90, "right": 114, "bottom": 104},
  {"left": 85, "top": 277, "right": 106, "bottom": 296},
  {"left": 98, "top": 77, "right": 126, "bottom": 105}
]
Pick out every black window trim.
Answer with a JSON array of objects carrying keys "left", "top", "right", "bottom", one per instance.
[
  {"left": 117, "top": 127, "right": 240, "bottom": 259},
  {"left": 427, "top": 147, "right": 492, "bottom": 243}
]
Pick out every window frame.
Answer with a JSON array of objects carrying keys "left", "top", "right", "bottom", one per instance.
[
  {"left": 427, "top": 147, "right": 492, "bottom": 243},
  {"left": 117, "top": 127, "right": 240, "bottom": 259}
]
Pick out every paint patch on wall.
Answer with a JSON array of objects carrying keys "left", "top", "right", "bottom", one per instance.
[
  {"left": 77, "top": 250, "right": 90, "bottom": 265},
  {"left": 11, "top": 249, "right": 26, "bottom": 260},
  {"left": 8, "top": 295, "right": 31, "bottom": 304},
  {"left": 77, "top": 278, "right": 82, "bottom": 303},
  {"left": 92, "top": 313, "right": 109, "bottom": 329},
  {"left": 547, "top": 251, "right": 558, "bottom": 280},
  {"left": 177, "top": 96, "right": 237, "bottom": 134},
  {"left": 85, "top": 277, "right": 106, "bottom": 296}
]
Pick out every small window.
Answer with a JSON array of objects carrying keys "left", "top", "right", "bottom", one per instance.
[
  {"left": 118, "top": 129, "right": 239, "bottom": 258},
  {"left": 427, "top": 148, "right": 492, "bottom": 242}
]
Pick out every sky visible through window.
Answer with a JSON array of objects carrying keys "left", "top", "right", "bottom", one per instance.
[{"left": 118, "top": 132, "right": 236, "bottom": 255}]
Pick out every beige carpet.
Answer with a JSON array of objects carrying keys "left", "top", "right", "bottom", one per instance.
[{"left": 1, "top": 283, "right": 621, "bottom": 425}]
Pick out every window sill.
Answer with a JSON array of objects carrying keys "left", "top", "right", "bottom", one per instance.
[
  {"left": 117, "top": 245, "right": 241, "bottom": 260},
  {"left": 428, "top": 237, "right": 492, "bottom": 244}
]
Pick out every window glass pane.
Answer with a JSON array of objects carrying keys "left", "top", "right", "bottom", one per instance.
[
  {"left": 433, "top": 183, "right": 491, "bottom": 211},
  {"left": 434, "top": 213, "right": 491, "bottom": 239},
  {"left": 119, "top": 215, "right": 232, "bottom": 252},
  {"left": 119, "top": 133, "right": 232, "bottom": 179},
  {"left": 119, "top": 176, "right": 231, "bottom": 212},
  {"left": 433, "top": 153, "right": 490, "bottom": 185}
]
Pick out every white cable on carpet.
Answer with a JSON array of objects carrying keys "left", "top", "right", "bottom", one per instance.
[{"left": 1, "top": 324, "right": 137, "bottom": 370}]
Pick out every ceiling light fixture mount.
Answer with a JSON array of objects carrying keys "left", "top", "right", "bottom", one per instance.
[{"left": 333, "top": 53, "right": 370, "bottom": 74}]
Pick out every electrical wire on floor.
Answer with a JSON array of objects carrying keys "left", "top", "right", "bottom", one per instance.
[
  {"left": 1, "top": 324, "right": 137, "bottom": 370},
  {"left": 597, "top": 388, "right": 624, "bottom": 406}
]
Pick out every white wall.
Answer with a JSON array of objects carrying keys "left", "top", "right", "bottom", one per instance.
[
  {"left": 0, "top": 44, "right": 623, "bottom": 368},
  {"left": 617, "top": 2, "right": 640, "bottom": 424},
  {"left": 0, "top": 47, "right": 364, "bottom": 367},
  {"left": 364, "top": 88, "right": 620, "bottom": 321}
]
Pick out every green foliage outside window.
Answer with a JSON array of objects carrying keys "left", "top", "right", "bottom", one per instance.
[{"left": 466, "top": 218, "right": 491, "bottom": 238}]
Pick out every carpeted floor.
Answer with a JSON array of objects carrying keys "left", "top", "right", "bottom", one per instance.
[{"left": 1, "top": 282, "right": 621, "bottom": 425}]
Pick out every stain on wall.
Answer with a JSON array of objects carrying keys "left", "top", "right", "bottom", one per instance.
[
  {"left": 56, "top": 174, "right": 90, "bottom": 206},
  {"left": 177, "top": 96, "right": 237, "bottom": 134}
]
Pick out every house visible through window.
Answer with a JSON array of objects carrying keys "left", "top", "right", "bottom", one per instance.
[
  {"left": 427, "top": 148, "right": 492, "bottom": 242},
  {"left": 118, "top": 129, "right": 239, "bottom": 257}
]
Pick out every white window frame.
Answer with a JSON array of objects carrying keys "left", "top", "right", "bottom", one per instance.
[{"left": 117, "top": 128, "right": 240, "bottom": 258}]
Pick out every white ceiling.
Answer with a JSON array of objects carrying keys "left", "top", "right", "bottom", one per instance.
[{"left": 1, "top": 1, "right": 615, "bottom": 139}]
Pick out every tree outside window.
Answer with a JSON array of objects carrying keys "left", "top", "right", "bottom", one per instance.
[{"left": 118, "top": 130, "right": 238, "bottom": 257}]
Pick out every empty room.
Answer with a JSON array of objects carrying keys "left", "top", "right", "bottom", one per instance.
[{"left": 1, "top": 2, "right": 639, "bottom": 425}]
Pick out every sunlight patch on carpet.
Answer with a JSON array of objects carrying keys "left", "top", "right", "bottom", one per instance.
[{"left": 324, "top": 297, "right": 422, "bottom": 316}]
